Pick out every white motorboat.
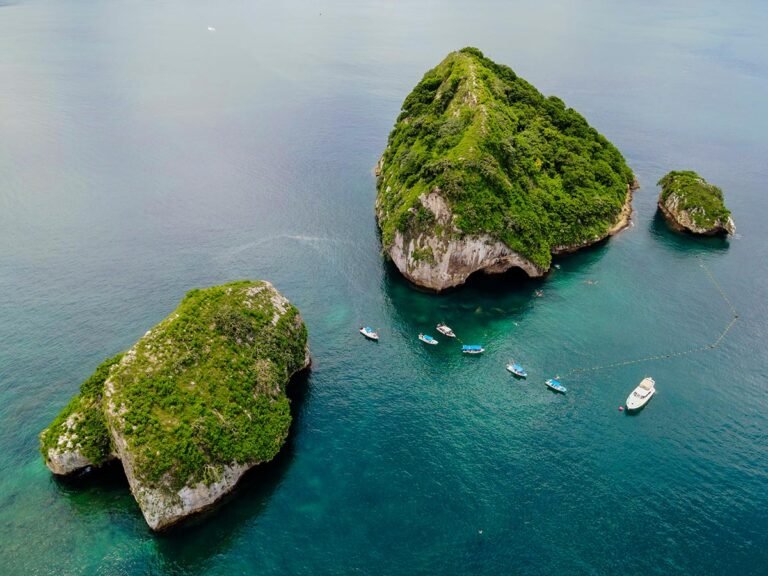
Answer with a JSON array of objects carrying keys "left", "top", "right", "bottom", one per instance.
[
  {"left": 436, "top": 323, "right": 456, "bottom": 338},
  {"left": 359, "top": 326, "right": 379, "bottom": 341},
  {"left": 626, "top": 377, "right": 655, "bottom": 411}
]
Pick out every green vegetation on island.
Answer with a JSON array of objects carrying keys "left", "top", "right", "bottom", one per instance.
[
  {"left": 377, "top": 47, "right": 635, "bottom": 272},
  {"left": 105, "top": 280, "right": 308, "bottom": 490},
  {"left": 657, "top": 170, "right": 735, "bottom": 235}
]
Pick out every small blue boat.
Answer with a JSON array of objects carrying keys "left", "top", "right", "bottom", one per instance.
[
  {"left": 462, "top": 344, "right": 485, "bottom": 355},
  {"left": 506, "top": 362, "right": 527, "bottom": 378},
  {"left": 545, "top": 378, "right": 567, "bottom": 394},
  {"left": 418, "top": 333, "right": 438, "bottom": 345}
]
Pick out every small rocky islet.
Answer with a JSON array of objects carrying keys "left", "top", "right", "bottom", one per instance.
[
  {"left": 657, "top": 170, "right": 735, "bottom": 236},
  {"left": 40, "top": 280, "right": 309, "bottom": 531},
  {"left": 376, "top": 47, "right": 638, "bottom": 291}
]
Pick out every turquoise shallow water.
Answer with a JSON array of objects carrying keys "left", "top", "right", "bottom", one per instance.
[{"left": 1, "top": 0, "right": 767, "bottom": 574}]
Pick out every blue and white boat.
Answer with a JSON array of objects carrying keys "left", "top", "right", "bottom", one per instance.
[
  {"left": 462, "top": 344, "right": 484, "bottom": 355},
  {"left": 359, "top": 326, "right": 379, "bottom": 341},
  {"left": 418, "top": 333, "right": 438, "bottom": 345},
  {"left": 545, "top": 378, "right": 567, "bottom": 393},
  {"left": 506, "top": 362, "right": 527, "bottom": 378}
]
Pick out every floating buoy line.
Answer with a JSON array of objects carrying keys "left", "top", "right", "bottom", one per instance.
[{"left": 565, "top": 257, "right": 738, "bottom": 376}]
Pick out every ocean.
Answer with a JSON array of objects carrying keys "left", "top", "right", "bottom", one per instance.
[{"left": 1, "top": 0, "right": 766, "bottom": 574}]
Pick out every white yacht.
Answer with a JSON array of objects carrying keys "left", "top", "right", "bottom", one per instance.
[
  {"left": 626, "top": 377, "right": 655, "bottom": 411},
  {"left": 436, "top": 323, "right": 456, "bottom": 338}
]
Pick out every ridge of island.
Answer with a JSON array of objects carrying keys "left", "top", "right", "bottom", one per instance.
[
  {"left": 40, "top": 280, "right": 310, "bottom": 531},
  {"left": 376, "top": 47, "right": 637, "bottom": 291}
]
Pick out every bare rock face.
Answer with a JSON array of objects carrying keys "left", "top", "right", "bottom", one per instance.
[
  {"left": 385, "top": 190, "right": 545, "bottom": 291},
  {"left": 135, "top": 462, "right": 252, "bottom": 531}
]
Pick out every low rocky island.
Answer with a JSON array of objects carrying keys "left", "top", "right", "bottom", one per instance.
[
  {"left": 40, "top": 280, "right": 309, "bottom": 531},
  {"left": 657, "top": 170, "right": 735, "bottom": 236},
  {"left": 376, "top": 47, "right": 637, "bottom": 291}
]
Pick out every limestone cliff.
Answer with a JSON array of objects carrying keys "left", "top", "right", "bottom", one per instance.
[
  {"left": 381, "top": 189, "right": 545, "bottom": 290},
  {"left": 376, "top": 48, "right": 636, "bottom": 291}
]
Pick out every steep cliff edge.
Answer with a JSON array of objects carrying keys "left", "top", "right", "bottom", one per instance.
[
  {"left": 376, "top": 47, "right": 636, "bottom": 291},
  {"left": 657, "top": 171, "right": 735, "bottom": 236},
  {"left": 40, "top": 281, "right": 310, "bottom": 531}
]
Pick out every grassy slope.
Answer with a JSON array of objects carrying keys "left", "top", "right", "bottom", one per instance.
[
  {"left": 658, "top": 170, "right": 731, "bottom": 229},
  {"left": 106, "top": 281, "right": 308, "bottom": 490},
  {"left": 377, "top": 47, "right": 634, "bottom": 269}
]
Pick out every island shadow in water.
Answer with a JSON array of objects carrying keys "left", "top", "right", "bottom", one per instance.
[
  {"left": 52, "top": 459, "right": 142, "bottom": 534},
  {"left": 382, "top": 260, "right": 544, "bottom": 342},
  {"left": 650, "top": 210, "right": 730, "bottom": 256},
  {"left": 54, "top": 368, "right": 312, "bottom": 561}
]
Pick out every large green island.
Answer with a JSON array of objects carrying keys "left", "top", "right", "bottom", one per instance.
[
  {"left": 376, "top": 47, "right": 637, "bottom": 291},
  {"left": 40, "top": 280, "right": 310, "bottom": 531}
]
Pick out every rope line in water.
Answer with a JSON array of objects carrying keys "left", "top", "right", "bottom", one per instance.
[
  {"left": 698, "top": 259, "right": 738, "bottom": 317},
  {"left": 565, "top": 258, "right": 738, "bottom": 376}
]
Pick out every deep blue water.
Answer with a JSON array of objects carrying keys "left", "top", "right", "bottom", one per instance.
[{"left": 1, "top": 1, "right": 767, "bottom": 574}]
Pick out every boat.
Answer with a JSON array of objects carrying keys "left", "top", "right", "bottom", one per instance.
[
  {"left": 436, "top": 323, "right": 456, "bottom": 338},
  {"left": 625, "top": 377, "right": 655, "bottom": 411},
  {"left": 462, "top": 344, "right": 484, "bottom": 355},
  {"left": 359, "top": 326, "right": 379, "bottom": 341},
  {"left": 506, "top": 362, "right": 527, "bottom": 378},
  {"left": 545, "top": 378, "right": 567, "bottom": 393},
  {"left": 418, "top": 333, "right": 438, "bottom": 345}
]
